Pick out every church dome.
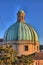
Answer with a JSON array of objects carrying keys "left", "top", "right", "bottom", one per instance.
[
  {"left": 4, "top": 22, "right": 38, "bottom": 42},
  {"left": 4, "top": 10, "right": 38, "bottom": 42}
]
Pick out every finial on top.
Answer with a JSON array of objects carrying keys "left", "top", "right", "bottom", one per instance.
[{"left": 17, "top": 10, "right": 25, "bottom": 22}]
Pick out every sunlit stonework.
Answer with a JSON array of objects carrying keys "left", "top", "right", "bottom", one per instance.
[{"left": 0, "top": 10, "right": 43, "bottom": 65}]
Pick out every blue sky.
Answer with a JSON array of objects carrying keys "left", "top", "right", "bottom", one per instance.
[{"left": 0, "top": 0, "right": 43, "bottom": 44}]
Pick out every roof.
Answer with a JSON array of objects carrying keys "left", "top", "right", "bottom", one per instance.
[
  {"left": 17, "top": 10, "right": 25, "bottom": 15},
  {"left": 4, "top": 22, "right": 38, "bottom": 42},
  {"left": 0, "top": 38, "right": 3, "bottom": 42},
  {"left": 3, "top": 10, "right": 39, "bottom": 42},
  {"left": 34, "top": 52, "right": 43, "bottom": 60}
]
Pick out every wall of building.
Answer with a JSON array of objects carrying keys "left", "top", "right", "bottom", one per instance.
[
  {"left": 34, "top": 60, "right": 43, "bottom": 65},
  {"left": 17, "top": 42, "right": 40, "bottom": 56}
]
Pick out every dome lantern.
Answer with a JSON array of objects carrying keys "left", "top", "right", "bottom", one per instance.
[{"left": 17, "top": 10, "right": 25, "bottom": 22}]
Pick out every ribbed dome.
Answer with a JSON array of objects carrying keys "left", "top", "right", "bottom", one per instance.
[{"left": 4, "top": 22, "right": 38, "bottom": 42}]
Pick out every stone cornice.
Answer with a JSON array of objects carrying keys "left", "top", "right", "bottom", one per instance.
[{"left": 3, "top": 40, "right": 39, "bottom": 45}]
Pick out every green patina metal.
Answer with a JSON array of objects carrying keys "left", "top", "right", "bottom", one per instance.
[
  {"left": 17, "top": 10, "right": 25, "bottom": 15},
  {"left": 4, "top": 22, "right": 38, "bottom": 42}
]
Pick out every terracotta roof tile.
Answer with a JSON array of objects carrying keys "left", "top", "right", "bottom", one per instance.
[{"left": 34, "top": 52, "right": 43, "bottom": 60}]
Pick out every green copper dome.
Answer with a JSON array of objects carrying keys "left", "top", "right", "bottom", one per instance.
[
  {"left": 17, "top": 10, "right": 25, "bottom": 14},
  {"left": 4, "top": 22, "right": 38, "bottom": 42},
  {"left": 4, "top": 10, "right": 39, "bottom": 42}
]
